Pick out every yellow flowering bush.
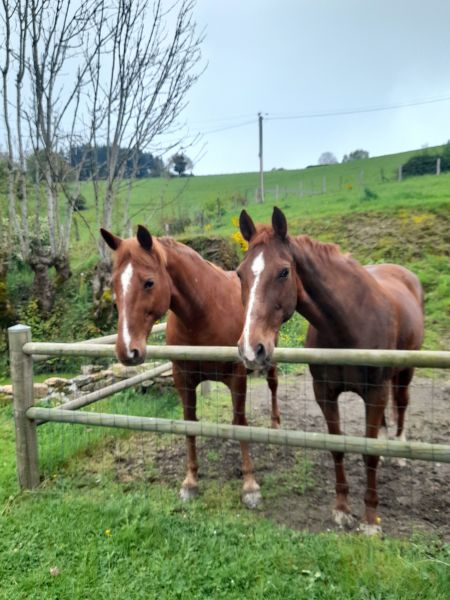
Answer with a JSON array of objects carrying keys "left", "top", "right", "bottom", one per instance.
[{"left": 230, "top": 216, "right": 248, "bottom": 252}]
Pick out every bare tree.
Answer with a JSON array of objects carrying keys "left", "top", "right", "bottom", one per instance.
[
  {"left": 1, "top": 0, "right": 101, "bottom": 312},
  {"left": 1, "top": 0, "right": 203, "bottom": 317},
  {"left": 82, "top": 0, "right": 203, "bottom": 317}
]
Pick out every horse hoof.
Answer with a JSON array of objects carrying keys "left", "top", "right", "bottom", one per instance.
[
  {"left": 179, "top": 486, "right": 198, "bottom": 502},
  {"left": 358, "top": 523, "right": 382, "bottom": 536},
  {"left": 242, "top": 490, "right": 262, "bottom": 509},
  {"left": 271, "top": 420, "right": 281, "bottom": 430},
  {"left": 332, "top": 510, "right": 355, "bottom": 529}
]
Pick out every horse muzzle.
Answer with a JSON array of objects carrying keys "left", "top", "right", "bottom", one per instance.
[
  {"left": 116, "top": 341, "right": 146, "bottom": 366},
  {"left": 238, "top": 340, "right": 273, "bottom": 370}
]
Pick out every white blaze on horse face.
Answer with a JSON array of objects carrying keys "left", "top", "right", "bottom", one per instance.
[
  {"left": 121, "top": 262, "right": 134, "bottom": 358},
  {"left": 242, "top": 251, "right": 265, "bottom": 362}
]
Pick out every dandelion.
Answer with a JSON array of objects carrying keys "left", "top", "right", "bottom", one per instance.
[
  {"left": 49, "top": 566, "right": 60, "bottom": 577},
  {"left": 104, "top": 529, "right": 112, "bottom": 537}
]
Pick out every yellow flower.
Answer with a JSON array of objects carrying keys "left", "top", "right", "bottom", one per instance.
[
  {"left": 104, "top": 529, "right": 112, "bottom": 537},
  {"left": 231, "top": 231, "right": 248, "bottom": 252}
]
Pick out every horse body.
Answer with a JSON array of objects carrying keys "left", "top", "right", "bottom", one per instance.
[
  {"left": 100, "top": 226, "right": 279, "bottom": 508},
  {"left": 237, "top": 208, "right": 424, "bottom": 532}
]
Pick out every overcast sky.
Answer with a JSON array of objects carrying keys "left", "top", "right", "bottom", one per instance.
[{"left": 179, "top": 0, "right": 450, "bottom": 175}]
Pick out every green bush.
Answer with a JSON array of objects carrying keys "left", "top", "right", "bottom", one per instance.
[{"left": 402, "top": 145, "right": 450, "bottom": 177}]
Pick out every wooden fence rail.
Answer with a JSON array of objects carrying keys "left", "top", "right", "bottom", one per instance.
[
  {"left": 8, "top": 323, "right": 450, "bottom": 491},
  {"left": 26, "top": 408, "right": 450, "bottom": 464},
  {"left": 23, "top": 342, "right": 450, "bottom": 368}
]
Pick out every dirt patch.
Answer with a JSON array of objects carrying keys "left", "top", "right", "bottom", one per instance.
[{"left": 110, "top": 372, "right": 450, "bottom": 540}]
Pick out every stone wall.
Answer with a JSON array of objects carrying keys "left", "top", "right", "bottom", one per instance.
[{"left": 0, "top": 362, "right": 173, "bottom": 406}]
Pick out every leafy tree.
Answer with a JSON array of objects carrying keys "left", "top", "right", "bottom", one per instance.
[
  {"left": 342, "top": 149, "right": 370, "bottom": 162},
  {"left": 318, "top": 152, "right": 338, "bottom": 165},
  {"left": 169, "top": 152, "right": 193, "bottom": 176}
]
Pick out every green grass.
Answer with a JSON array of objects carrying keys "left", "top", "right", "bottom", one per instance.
[
  {"left": 1, "top": 377, "right": 450, "bottom": 598},
  {"left": 1, "top": 483, "right": 449, "bottom": 600}
]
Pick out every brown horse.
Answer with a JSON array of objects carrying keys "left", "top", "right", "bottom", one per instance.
[
  {"left": 236, "top": 207, "right": 424, "bottom": 533},
  {"left": 100, "top": 225, "right": 279, "bottom": 508}
]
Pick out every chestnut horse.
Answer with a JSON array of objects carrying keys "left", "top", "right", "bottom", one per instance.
[
  {"left": 100, "top": 225, "right": 279, "bottom": 508},
  {"left": 236, "top": 207, "right": 424, "bottom": 533}
]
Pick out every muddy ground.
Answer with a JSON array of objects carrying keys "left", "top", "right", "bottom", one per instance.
[{"left": 111, "top": 372, "right": 450, "bottom": 541}]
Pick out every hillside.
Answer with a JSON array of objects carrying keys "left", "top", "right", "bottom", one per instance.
[{"left": 1, "top": 144, "right": 449, "bottom": 375}]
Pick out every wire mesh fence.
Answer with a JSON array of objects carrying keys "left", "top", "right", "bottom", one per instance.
[{"left": 8, "top": 325, "right": 450, "bottom": 539}]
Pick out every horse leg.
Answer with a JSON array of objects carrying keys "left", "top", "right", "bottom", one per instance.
[
  {"left": 230, "top": 371, "right": 261, "bottom": 509},
  {"left": 392, "top": 368, "right": 414, "bottom": 466},
  {"left": 266, "top": 366, "right": 280, "bottom": 429},
  {"left": 360, "top": 383, "right": 390, "bottom": 534},
  {"left": 173, "top": 365, "right": 199, "bottom": 502},
  {"left": 313, "top": 380, "right": 353, "bottom": 528}
]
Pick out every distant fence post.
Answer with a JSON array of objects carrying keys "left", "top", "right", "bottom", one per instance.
[
  {"left": 398, "top": 165, "right": 403, "bottom": 181},
  {"left": 8, "top": 324, "right": 39, "bottom": 490},
  {"left": 436, "top": 158, "right": 441, "bottom": 175},
  {"left": 200, "top": 381, "right": 211, "bottom": 397}
]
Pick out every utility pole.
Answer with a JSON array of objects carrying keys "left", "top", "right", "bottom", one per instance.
[{"left": 258, "top": 112, "right": 264, "bottom": 203}]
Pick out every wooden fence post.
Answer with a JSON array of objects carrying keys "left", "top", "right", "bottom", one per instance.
[
  {"left": 200, "top": 380, "right": 211, "bottom": 397},
  {"left": 8, "top": 324, "right": 39, "bottom": 490}
]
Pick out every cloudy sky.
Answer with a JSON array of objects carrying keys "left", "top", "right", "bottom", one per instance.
[{"left": 180, "top": 0, "right": 450, "bottom": 175}]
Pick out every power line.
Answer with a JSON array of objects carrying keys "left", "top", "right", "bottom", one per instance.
[
  {"left": 266, "top": 93, "right": 450, "bottom": 121},
  {"left": 199, "top": 119, "right": 255, "bottom": 135},
  {"left": 189, "top": 113, "right": 256, "bottom": 125}
]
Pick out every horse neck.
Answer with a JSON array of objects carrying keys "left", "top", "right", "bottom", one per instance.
[
  {"left": 292, "top": 236, "right": 380, "bottom": 344},
  {"left": 159, "top": 238, "right": 225, "bottom": 323}
]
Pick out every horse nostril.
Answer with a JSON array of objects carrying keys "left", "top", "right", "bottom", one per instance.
[
  {"left": 131, "top": 349, "right": 140, "bottom": 361},
  {"left": 255, "top": 343, "right": 266, "bottom": 361}
]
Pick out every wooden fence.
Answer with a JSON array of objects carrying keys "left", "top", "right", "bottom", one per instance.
[{"left": 8, "top": 324, "right": 450, "bottom": 491}]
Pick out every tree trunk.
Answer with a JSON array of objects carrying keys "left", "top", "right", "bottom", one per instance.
[
  {"left": 0, "top": 248, "right": 15, "bottom": 328},
  {"left": 54, "top": 254, "right": 72, "bottom": 286},
  {"left": 92, "top": 257, "right": 114, "bottom": 325},
  {"left": 29, "top": 254, "right": 54, "bottom": 315}
]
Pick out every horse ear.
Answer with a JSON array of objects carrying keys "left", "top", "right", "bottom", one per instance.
[
  {"left": 272, "top": 206, "right": 288, "bottom": 240},
  {"left": 100, "top": 228, "right": 122, "bottom": 251},
  {"left": 239, "top": 210, "right": 257, "bottom": 242},
  {"left": 137, "top": 225, "right": 153, "bottom": 252}
]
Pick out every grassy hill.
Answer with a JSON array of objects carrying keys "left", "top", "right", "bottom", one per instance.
[
  {"left": 76, "top": 146, "right": 447, "bottom": 246},
  {"left": 69, "top": 146, "right": 449, "bottom": 350}
]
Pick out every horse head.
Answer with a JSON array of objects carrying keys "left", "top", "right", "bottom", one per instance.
[
  {"left": 236, "top": 207, "right": 298, "bottom": 369},
  {"left": 100, "top": 225, "right": 171, "bottom": 365}
]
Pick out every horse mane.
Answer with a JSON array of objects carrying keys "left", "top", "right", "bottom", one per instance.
[
  {"left": 158, "top": 237, "right": 227, "bottom": 275},
  {"left": 115, "top": 237, "right": 168, "bottom": 269},
  {"left": 294, "top": 234, "right": 346, "bottom": 261},
  {"left": 251, "top": 225, "right": 347, "bottom": 262}
]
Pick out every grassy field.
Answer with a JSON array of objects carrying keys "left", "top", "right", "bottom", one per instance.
[
  {"left": 1, "top": 385, "right": 450, "bottom": 599},
  {"left": 74, "top": 146, "right": 448, "bottom": 246},
  {"left": 66, "top": 147, "right": 450, "bottom": 349}
]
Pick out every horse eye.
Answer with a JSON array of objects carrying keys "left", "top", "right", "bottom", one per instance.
[
  {"left": 144, "top": 279, "right": 154, "bottom": 289},
  {"left": 278, "top": 268, "right": 289, "bottom": 279},
  {"left": 236, "top": 271, "right": 242, "bottom": 279}
]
